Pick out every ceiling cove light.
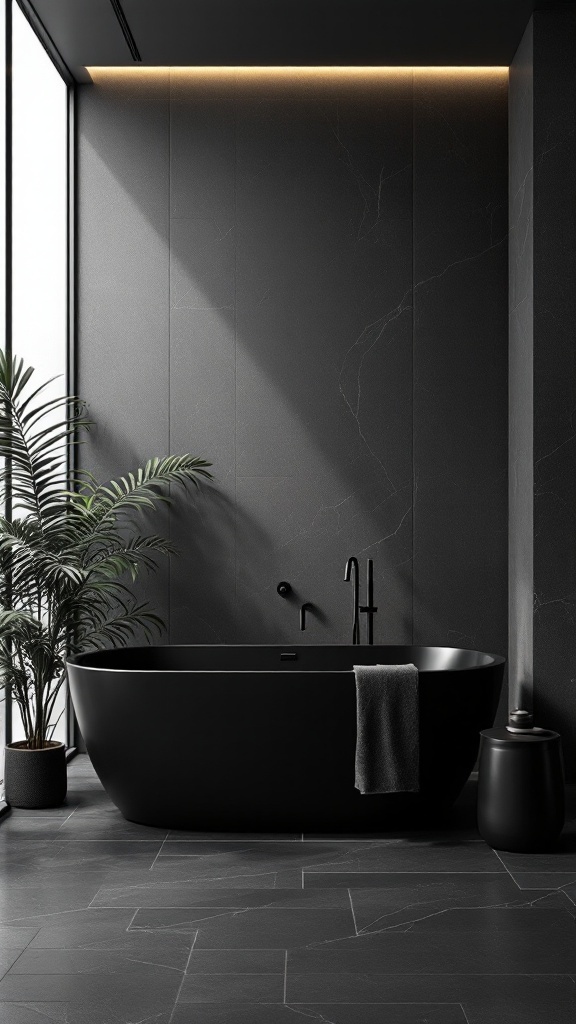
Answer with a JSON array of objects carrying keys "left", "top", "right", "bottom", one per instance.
[{"left": 85, "top": 66, "right": 509, "bottom": 82}]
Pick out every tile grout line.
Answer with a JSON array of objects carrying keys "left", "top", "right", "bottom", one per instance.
[
  {"left": 59, "top": 808, "right": 78, "bottom": 827},
  {"left": 125, "top": 908, "right": 140, "bottom": 932},
  {"left": 283, "top": 949, "right": 288, "bottom": 1003},
  {"left": 304, "top": 870, "right": 509, "bottom": 875},
  {"left": 149, "top": 835, "right": 169, "bottom": 872},
  {"left": 348, "top": 887, "right": 358, "bottom": 935},
  {"left": 491, "top": 850, "right": 523, "bottom": 890},
  {"left": 169, "top": 928, "right": 199, "bottom": 1023}
]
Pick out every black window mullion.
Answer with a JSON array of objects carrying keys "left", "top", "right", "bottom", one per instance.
[
  {"left": 4, "top": 0, "right": 12, "bottom": 748},
  {"left": 65, "top": 81, "right": 76, "bottom": 752}
]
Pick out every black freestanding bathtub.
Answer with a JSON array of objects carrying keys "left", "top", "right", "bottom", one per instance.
[{"left": 67, "top": 645, "right": 504, "bottom": 831}]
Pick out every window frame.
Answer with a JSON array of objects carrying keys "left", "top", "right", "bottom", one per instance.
[{"left": 2, "top": 0, "right": 77, "bottom": 767}]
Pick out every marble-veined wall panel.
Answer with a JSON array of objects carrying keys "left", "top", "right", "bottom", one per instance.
[
  {"left": 234, "top": 71, "right": 413, "bottom": 643},
  {"left": 413, "top": 72, "right": 509, "bottom": 668},
  {"left": 77, "top": 72, "right": 171, "bottom": 641}
]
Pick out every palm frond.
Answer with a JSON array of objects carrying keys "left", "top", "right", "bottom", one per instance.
[{"left": 0, "top": 350, "right": 211, "bottom": 746}]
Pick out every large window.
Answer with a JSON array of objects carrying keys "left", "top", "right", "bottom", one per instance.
[
  {"left": 1, "top": 2, "right": 72, "bottom": 793},
  {"left": 0, "top": 2, "right": 6, "bottom": 798},
  {"left": 10, "top": 1, "right": 68, "bottom": 746}
]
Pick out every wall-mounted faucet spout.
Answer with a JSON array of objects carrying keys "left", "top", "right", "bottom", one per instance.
[
  {"left": 344, "top": 556, "right": 360, "bottom": 645},
  {"left": 300, "top": 602, "right": 313, "bottom": 631}
]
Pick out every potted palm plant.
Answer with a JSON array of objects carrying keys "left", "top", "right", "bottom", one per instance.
[{"left": 0, "top": 352, "right": 211, "bottom": 808}]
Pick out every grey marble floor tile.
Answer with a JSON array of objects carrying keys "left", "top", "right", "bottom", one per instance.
[
  {"left": 65, "top": 798, "right": 117, "bottom": 818},
  {"left": 56, "top": 816, "right": 169, "bottom": 841},
  {"left": 497, "top": 838, "right": 576, "bottom": 877},
  {"left": 408, "top": 906, "right": 576, "bottom": 933},
  {"left": 293, "top": 1008, "right": 465, "bottom": 1023},
  {"left": 304, "top": 839, "right": 502, "bottom": 873},
  {"left": 94, "top": 883, "right": 351, "bottom": 911},
  {"left": 0, "top": 971, "right": 182, "bottom": 1017},
  {"left": 167, "top": 832, "right": 301, "bottom": 841},
  {"left": 2, "top": 759, "right": 576, "bottom": 1022},
  {"left": 25, "top": 909, "right": 140, "bottom": 948},
  {"left": 303, "top": 830, "right": 481, "bottom": 841},
  {"left": 10, "top": 932, "right": 193, "bottom": 974},
  {"left": 178, "top": 972, "right": 285, "bottom": 1002},
  {"left": 0, "top": 927, "right": 40, "bottom": 949},
  {"left": 186, "top": 949, "right": 286, "bottom": 973},
  {"left": 0, "top": 1007, "right": 70, "bottom": 1024},
  {"left": 0, "top": 837, "right": 56, "bottom": 855},
  {"left": 0, "top": 950, "right": 24, "bottom": 980},
  {"left": 291, "top": 974, "right": 576, "bottom": 1024},
  {"left": 39, "top": 839, "right": 164, "bottom": 871},
  {"left": 0, "top": 1009, "right": 171, "bottom": 1024},
  {"left": 7, "top": 804, "right": 80, "bottom": 817},
  {"left": 511, "top": 888, "right": 576, "bottom": 909},
  {"left": 171, "top": 1004, "right": 465, "bottom": 1023},
  {"left": 287, "top": 907, "right": 576, "bottom": 974},
  {"left": 306, "top": 869, "right": 505, "bottom": 888},
  {"left": 161, "top": 840, "right": 321, "bottom": 855},
  {"left": 170, "top": 1006, "right": 298, "bottom": 1023},
  {"left": 510, "top": 874, "right": 576, "bottom": 899},
  {"left": 127, "top": 890, "right": 350, "bottom": 929},
  {"left": 2, "top": 866, "right": 166, "bottom": 893},
  {"left": 348, "top": 873, "right": 541, "bottom": 931},
  {"left": 0, "top": 818, "right": 70, "bottom": 840},
  {"left": 151, "top": 865, "right": 283, "bottom": 889},
  {"left": 156, "top": 838, "right": 500, "bottom": 891},
  {"left": 192, "top": 908, "right": 355, "bottom": 949},
  {"left": 0, "top": 882, "right": 107, "bottom": 923},
  {"left": 287, "top": 972, "right": 576, "bottom": 1012}
]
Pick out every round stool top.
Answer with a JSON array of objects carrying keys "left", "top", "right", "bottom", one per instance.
[{"left": 481, "top": 727, "right": 560, "bottom": 746}]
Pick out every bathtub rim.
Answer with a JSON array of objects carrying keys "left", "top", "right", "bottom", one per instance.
[{"left": 67, "top": 643, "right": 506, "bottom": 674}]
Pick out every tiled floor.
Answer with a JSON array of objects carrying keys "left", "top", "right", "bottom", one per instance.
[{"left": 0, "top": 757, "right": 575, "bottom": 1023}]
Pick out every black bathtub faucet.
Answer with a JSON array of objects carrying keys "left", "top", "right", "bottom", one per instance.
[
  {"left": 300, "top": 602, "right": 313, "bottom": 631},
  {"left": 345, "top": 557, "right": 378, "bottom": 645},
  {"left": 360, "top": 558, "right": 378, "bottom": 646},
  {"left": 344, "top": 557, "right": 360, "bottom": 644}
]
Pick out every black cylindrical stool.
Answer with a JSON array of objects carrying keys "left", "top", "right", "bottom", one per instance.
[{"left": 477, "top": 711, "right": 564, "bottom": 853}]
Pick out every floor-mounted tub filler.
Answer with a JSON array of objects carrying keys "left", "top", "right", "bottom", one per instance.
[{"left": 67, "top": 645, "right": 504, "bottom": 831}]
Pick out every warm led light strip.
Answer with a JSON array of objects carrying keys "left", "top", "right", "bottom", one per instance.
[{"left": 86, "top": 65, "right": 509, "bottom": 81}]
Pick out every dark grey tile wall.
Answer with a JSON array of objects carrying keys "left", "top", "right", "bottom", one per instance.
[
  {"left": 77, "top": 71, "right": 171, "bottom": 636},
  {"left": 531, "top": 10, "right": 576, "bottom": 773},
  {"left": 77, "top": 70, "right": 508, "bottom": 659},
  {"left": 508, "top": 10, "right": 576, "bottom": 775},
  {"left": 413, "top": 72, "right": 509, "bottom": 656}
]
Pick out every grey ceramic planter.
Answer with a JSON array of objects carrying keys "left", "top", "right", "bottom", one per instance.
[{"left": 5, "top": 741, "right": 67, "bottom": 809}]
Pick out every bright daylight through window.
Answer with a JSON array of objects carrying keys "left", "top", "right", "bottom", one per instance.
[{"left": 1, "top": 2, "right": 69, "bottom": 795}]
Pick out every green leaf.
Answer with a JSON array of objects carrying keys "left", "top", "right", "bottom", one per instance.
[{"left": 0, "top": 349, "right": 211, "bottom": 746}]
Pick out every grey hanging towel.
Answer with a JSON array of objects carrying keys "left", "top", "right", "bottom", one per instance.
[{"left": 354, "top": 663, "right": 419, "bottom": 794}]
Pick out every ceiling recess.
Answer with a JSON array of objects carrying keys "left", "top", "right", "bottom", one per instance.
[{"left": 26, "top": 0, "right": 557, "bottom": 82}]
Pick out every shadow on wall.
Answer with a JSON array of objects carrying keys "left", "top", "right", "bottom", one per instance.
[
  {"left": 78, "top": 68, "right": 507, "bottom": 651},
  {"left": 79, "top": 415, "right": 278, "bottom": 644},
  {"left": 170, "top": 483, "right": 292, "bottom": 644}
]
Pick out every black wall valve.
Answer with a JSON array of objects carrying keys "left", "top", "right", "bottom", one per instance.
[{"left": 277, "top": 581, "right": 292, "bottom": 597}]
